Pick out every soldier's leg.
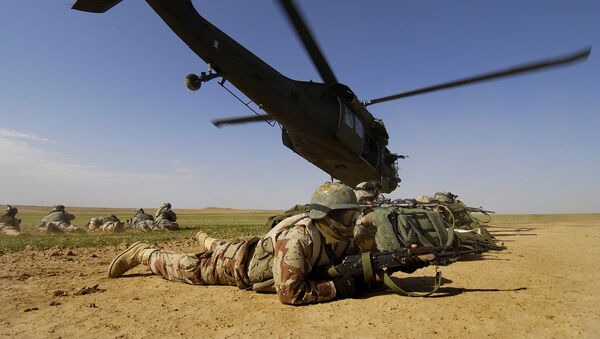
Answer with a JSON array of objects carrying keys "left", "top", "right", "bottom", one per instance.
[
  {"left": 195, "top": 231, "right": 226, "bottom": 252},
  {"left": 149, "top": 238, "right": 257, "bottom": 287}
]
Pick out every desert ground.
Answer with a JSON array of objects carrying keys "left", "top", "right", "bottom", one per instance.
[{"left": 1, "top": 210, "right": 599, "bottom": 338}]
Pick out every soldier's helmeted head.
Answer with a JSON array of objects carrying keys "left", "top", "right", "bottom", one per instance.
[
  {"left": 354, "top": 181, "right": 380, "bottom": 205},
  {"left": 160, "top": 202, "right": 172, "bottom": 210},
  {"left": 53, "top": 205, "right": 65, "bottom": 211},
  {"left": 6, "top": 205, "right": 18, "bottom": 216},
  {"left": 309, "top": 182, "right": 360, "bottom": 242},
  {"left": 90, "top": 217, "right": 101, "bottom": 225},
  {"left": 435, "top": 192, "right": 457, "bottom": 203},
  {"left": 134, "top": 208, "right": 144, "bottom": 215}
]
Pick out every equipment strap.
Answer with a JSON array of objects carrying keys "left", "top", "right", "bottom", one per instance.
[
  {"left": 361, "top": 252, "right": 374, "bottom": 289},
  {"left": 361, "top": 251, "right": 442, "bottom": 297},
  {"left": 377, "top": 268, "right": 442, "bottom": 297}
]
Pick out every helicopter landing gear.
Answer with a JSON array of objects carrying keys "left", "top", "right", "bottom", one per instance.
[{"left": 185, "top": 65, "right": 221, "bottom": 91}]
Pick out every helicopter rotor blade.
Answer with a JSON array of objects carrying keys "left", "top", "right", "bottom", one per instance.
[
  {"left": 278, "top": 0, "right": 338, "bottom": 84},
  {"left": 364, "top": 47, "right": 591, "bottom": 106},
  {"left": 211, "top": 114, "right": 274, "bottom": 128}
]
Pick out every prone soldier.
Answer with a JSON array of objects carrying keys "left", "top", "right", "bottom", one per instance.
[
  {"left": 107, "top": 182, "right": 421, "bottom": 305},
  {"left": 0, "top": 205, "right": 21, "bottom": 236},
  {"left": 38, "top": 205, "right": 84, "bottom": 233},
  {"left": 154, "top": 203, "right": 179, "bottom": 230},
  {"left": 128, "top": 208, "right": 156, "bottom": 231},
  {"left": 86, "top": 214, "right": 125, "bottom": 232}
]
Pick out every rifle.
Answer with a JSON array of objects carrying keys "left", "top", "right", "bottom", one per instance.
[
  {"left": 321, "top": 243, "right": 489, "bottom": 297},
  {"left": 466, "top": 206, "right": 495, "bottom": 215}
]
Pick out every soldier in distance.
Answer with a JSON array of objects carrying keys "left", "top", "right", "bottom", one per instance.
[
  {"left": 0, "top": 205, "right": 21, "bottom": 236},
  {"left": 38, "top": 205, "right": 84, "bottom": 233}
]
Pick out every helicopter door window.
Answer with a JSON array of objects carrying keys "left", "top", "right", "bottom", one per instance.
[
  {"left": 354, "top": 117, "right": 364, "bottom": 138},
  {"left": 344, "top": 111, "right": 354, "bottom": 128}
]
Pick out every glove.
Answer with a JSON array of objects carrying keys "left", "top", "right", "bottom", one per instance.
[
  {"left": 332, "top": 274, "right": 366, "bottom": 299},
  {"left": 398, "top": 256, "right": 429, "bottom": 274}
]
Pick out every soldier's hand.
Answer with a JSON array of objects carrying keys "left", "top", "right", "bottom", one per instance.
[
  {"left": 398, "top": 256, "right": 429, "bottom": 274},
  {"left": 333, "top": 274, "right": 366, "bottom": 299}
]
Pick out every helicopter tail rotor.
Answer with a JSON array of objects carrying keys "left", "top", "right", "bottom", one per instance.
[{"left": 364, "top": 46, "right": 591, "bottom": 106}]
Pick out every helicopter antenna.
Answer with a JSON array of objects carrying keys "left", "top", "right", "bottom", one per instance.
[
  {"left": 210, "top": 79, "right": 275, "bottom": 127},
  {"left": 363, "top": 47, "right": 591, "bottom": 106}
]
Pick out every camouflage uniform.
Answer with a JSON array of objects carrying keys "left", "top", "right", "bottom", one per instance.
[
  {"left": 86, "top": 215, "right": 125, "bottom": 232},
  {"left": 154, "top": 203, "right": 179, "bottom": 230},
  {"left": 39, "top": 205, "right": 82, "bottom": 233},
  {"left": 0, "top": 206, "right": 21, "bottom": 236},
  {"left": 148, "top": 212, "right": 372, "bottom": 304},
  {"left": 128, "top": 209, "right": 156, "bottom": 231},
  {"left": 353, "top": 181, "right": 380, "bottom": 252},
  {"left": 111, "top": 183, "right": 373, "bottom": 305}
]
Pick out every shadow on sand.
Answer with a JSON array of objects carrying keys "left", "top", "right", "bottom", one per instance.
[{"left": 366, "top": 275, "right": 527, "bottom": 298}]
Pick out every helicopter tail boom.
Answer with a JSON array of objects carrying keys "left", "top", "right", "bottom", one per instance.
[{"left": 72, "top": 0, "right": 123, "bottom": 13}]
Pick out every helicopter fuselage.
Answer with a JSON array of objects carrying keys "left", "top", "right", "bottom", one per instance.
[{"left": 75, "top": 0, "right": 401, "bottom": 192}]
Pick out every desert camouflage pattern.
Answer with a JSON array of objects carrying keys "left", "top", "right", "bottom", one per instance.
[
  {"left": 154, "top": 204, "right": 178, "bottom": 230},
  {"left": 148, "top": 237, "right": 259, "bottom": 288},
  {"left": 86, "top": 216, "right": 125, "bottom": 232},
  {"left": 0, "top": 214, "right": 20, "bottom": 236},
  {"left": 129, "top": 220, "right": 158, "bottom": 231},
  {"left": 130, "top": 210, "right": 154, "bottom": 224},
  {"left": 0, "top": 210, "right": 21, "bottom": 235},
  {"left": 41, "top": 208, "right": 76, "bottom": 225},
  {"left": 155, "top": 204, "right": 177, "bottom": 222},
  {"left": 145, "top": 213, "right": 374, "bottom": 305},
  {"left": 128, "top": 210, "right": 157, "bottom": 231},
  {"left": 354, "top": 210, "right": 377, "bottom": 252},
  {"left": 153, "top": 219, "right": 179, "bottom": 230},
  {"left": 41, "top": 222, "right": 84, "bottom": 233}
]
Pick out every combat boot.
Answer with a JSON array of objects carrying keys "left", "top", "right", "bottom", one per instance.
[
  {"left": 195, "top": 231, "right": 221, "bottom": 252},
  {"left": 108, "top": 241, "right": 157, "bottom": 278}
]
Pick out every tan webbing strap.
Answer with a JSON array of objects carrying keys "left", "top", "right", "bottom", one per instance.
[
  {"left": 361, "top": 252, "right": 374, "bottom": 289},
  {"left": 378, "top": 267, "right": 443, "bottom": 297}
]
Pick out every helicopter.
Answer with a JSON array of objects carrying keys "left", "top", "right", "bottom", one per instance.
[{"left": 72, "top": 0, "right": 590, "bottom": 193}]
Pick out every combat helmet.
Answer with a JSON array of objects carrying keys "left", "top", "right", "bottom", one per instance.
[
  {"left": 434, "top": 192, "right": 457, "bottom": 203},
  {"left": 54, "top": 204, "right": 65, "bottom": 211},
  {"left": 134, "top": 208, "right": 144, "bottom": 215},
  {"left": 354, "top": 181, "right": 380, "bottom": 203},
  {"left": 309, "top": 182, "right": 359, "bottom": 220}
]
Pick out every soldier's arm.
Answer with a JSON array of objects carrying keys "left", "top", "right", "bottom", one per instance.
[
  {"left": 272, "top": 230, "right": 336, "bottom": 305},
  {"left": 352, "top": 212, "right": 377, "bottom": 253}
]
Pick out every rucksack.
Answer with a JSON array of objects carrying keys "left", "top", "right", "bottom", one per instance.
[
  {"left": 372, "top": 206, "right": 455, "bottom": 251},
  {"left": 266, "top": 204, "right": 309, "bottom": 229}
]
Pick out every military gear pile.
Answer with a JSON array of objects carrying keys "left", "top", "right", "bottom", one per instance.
[{"left": 430, "top": 192, "right": 503, "bottom": 250}]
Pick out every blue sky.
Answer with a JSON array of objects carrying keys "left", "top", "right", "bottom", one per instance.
[{"left": 0, "top": 1, "right": 598, "bottom": 213}]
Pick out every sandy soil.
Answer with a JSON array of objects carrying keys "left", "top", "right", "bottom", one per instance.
[{"left": 1, "top": 220, "right": 599, "bottom": 338}]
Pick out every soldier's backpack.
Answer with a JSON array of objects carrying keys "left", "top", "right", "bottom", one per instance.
[
  {"left": 266, "top": 204, "right": 309, "bottom": 229},
  {"left": 372, "top": 207, "right": 455, "bottom": 251},
  {"left": 433, "top": 193, "right": 503, "bottom": 250}
]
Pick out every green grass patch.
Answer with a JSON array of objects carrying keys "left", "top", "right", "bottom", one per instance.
[{"left": 1, "top": 206, "right": 280, "bottom": 252}]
